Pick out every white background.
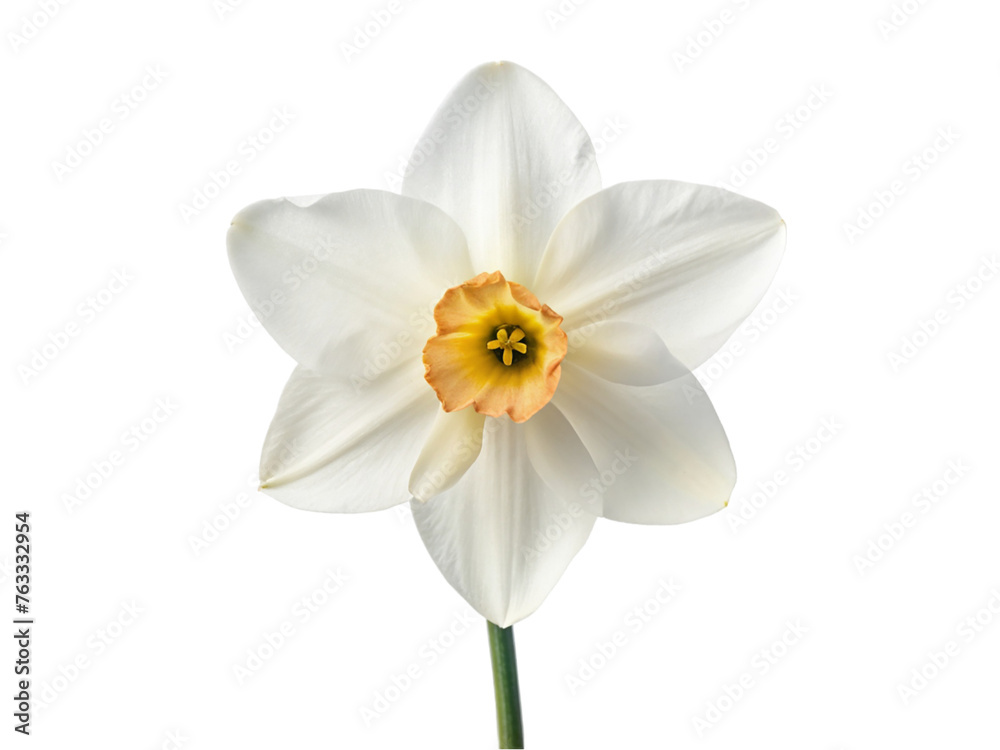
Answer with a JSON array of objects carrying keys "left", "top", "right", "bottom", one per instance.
[{"left": 3, "top": 0, "right": 999, "bottom": 747}]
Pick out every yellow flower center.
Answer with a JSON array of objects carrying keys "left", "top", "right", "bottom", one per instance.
[
  {"left": 423, "top": 271, "right": 566, "bottom": 423},
  {"left": 486, "top": 326, "right": 528, "bottom": 366}
]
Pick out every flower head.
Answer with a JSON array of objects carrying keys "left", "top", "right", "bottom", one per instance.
[
  {"left": 423, "top": 270, "right": 567, "bottom": 422},
  {"left": 227, "top": 61, "right": 785, "bottom": 627}
]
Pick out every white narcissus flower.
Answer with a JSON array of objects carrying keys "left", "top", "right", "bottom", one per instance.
[{"left": 227, "top": 61, "right": 785, "bottom": 627}]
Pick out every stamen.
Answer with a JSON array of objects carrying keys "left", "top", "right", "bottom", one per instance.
[{"left": 488, "top": 327, "right": 527, "bottom": 366}]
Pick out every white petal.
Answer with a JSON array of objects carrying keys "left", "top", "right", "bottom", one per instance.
[
  {"left": 523, "top": 404, "right": 603, "bottom": 516},
  {"left": 402, "top": 61, "right": 601, "bottom": 284},
  {"left": 260, "top": 359, "right": 439, "bottom": 512},
  {"left": 409, "top": 407, "right": 486, "bottom": 502},
  {"left": 411, "top": 417, "right": 596, "bottom": 626},
  {"left": 567, "top": 320, "right": 688, "bottom": 386},
  {"left": 534, "top": 180, "right": 786, "bottom": 370},
  {"left": 227, "top": 189, "right": 473, "bottom": 373},
  {"left": 552, "top": 362, "right": 736, "bottom": 525}
]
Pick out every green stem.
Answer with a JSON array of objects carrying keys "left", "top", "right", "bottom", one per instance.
[{"left": 487, "top": 621, "right": 524, "bottom": 748}]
